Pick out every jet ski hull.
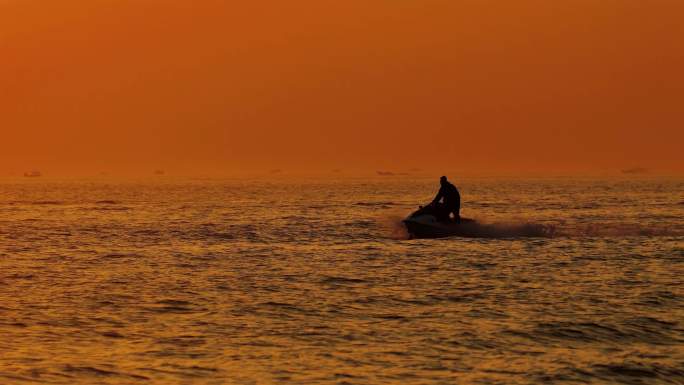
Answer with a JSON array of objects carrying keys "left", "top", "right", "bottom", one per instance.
[
  {"left": 403, "top": 215, "right": 477, "bottom": 239},
  {"left": 402, "top": 203, "right": 482, "bottom": 239}
]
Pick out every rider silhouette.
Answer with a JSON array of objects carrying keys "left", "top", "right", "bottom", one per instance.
[{"left": 431, "top": 176, "right": 461, "bottom": 223}]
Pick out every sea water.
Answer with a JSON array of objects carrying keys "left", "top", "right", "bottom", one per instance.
[{"left": 0, "top": 176, "right": 682, "bottom": 384}]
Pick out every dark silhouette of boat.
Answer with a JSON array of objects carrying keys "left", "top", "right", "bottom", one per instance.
[
  {"left": 622, "top": 167, "right": 648, "bottom": 175},
  {"left": 403, "top": 204, "right": 476, "bottom": 238},
  {"left": 377, "top": 171, "right": 396, "bottom": 176},
  {"left": 377, "top": 171, "right": 409, "bottom": 176}
]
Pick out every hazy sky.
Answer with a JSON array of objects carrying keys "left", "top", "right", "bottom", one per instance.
[{"left": 2, "top": 0, "right": 683, "bottom": 175}]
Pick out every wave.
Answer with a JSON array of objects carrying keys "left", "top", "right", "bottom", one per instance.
[
  {"left": 9, "top": 200, "right": 65, "bottom": 206},
  {"left": 377, "top": 213, "right": 412, "bottom": 240},
  {"left": 460, "top": 221, "right": 682, "bottom": 238},
  {"left": 555, "top": 222, "right": 684, "bottom": 237},
  {"left": 95, "top": 200, "right": 120, "bottom": 205},
  {"left": 355, "top": 201, "right": 396, "bottom": 207},
  {"left": 8, "top": 200, "right": 122, "bottom": 206},
  {"left": 460, "top": 220, "right": 556, "bottom": 238}
]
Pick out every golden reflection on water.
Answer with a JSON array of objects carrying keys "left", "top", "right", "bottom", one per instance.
[{"left": 0, "top": 177, "right": 682, "bottom": 384}]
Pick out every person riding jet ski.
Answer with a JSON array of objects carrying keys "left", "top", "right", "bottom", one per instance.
[{"left": 431, "top": 176, "right": 461, "bottom": 223}]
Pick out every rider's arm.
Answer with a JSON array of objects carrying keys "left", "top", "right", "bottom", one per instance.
[{"left": 431, "top": 187, "right": 444, "bottom": 205}]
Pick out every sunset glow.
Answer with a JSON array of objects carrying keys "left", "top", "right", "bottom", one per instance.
[
  {"left": 2, "top": 3, "right": 683, "bottom": 383},
  {"left": 2, "top": 0, "right": 683, "bottom": 175}
]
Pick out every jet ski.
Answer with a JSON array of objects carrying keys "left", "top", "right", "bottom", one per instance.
[
  {"left": 403, "top": 203, "right": 477, "bottom": 239},
  {"left": 403, "top": 203, "right": 556, "bottom": 239}
]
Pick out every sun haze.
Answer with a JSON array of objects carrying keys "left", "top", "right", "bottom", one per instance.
[{"left": 2, "top": 0, "right": 683, "bottom": 176}]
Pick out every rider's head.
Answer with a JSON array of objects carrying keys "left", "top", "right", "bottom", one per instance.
[{"left": 440, "top": 176, "right": 448, "bottom": 185}]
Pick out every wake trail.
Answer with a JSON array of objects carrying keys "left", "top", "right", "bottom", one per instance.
[
  {"left": 380, "top": 215, "right": 683, "bottom": 239},
  {"left": 554, "top": 222, "right": 684, "bottom": 237}
]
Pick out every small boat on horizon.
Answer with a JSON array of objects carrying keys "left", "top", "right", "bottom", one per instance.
[{"left": 23, "top": 171, "right": 42, "bottom": 178}]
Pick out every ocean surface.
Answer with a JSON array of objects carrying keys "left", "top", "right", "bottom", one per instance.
[{"left": 0, "top": 176, "right": 682, "bottom": 384}]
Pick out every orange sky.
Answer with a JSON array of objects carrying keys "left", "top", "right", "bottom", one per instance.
[{"left": 2, "top": 0, "right": 683, "bottom": 175}]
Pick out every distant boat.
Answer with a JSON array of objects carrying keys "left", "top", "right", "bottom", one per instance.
[
  {"left": 376, "top": 171, "right": 396, "bottom": 176},
  {"left": 270, "top": 169, "right": 283, "bottom": 174},
  {"left": 154, "top": 170, "right": 165, "bottom": 176},
  {"left": 23, "top": 171, "right": 42, "bottom": 177},
  {"left": 377, "top": 171, "right": 408, "bottom": 176},
  {"left": 622, "top": 167, "right": 648, "bottom": 175}
]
